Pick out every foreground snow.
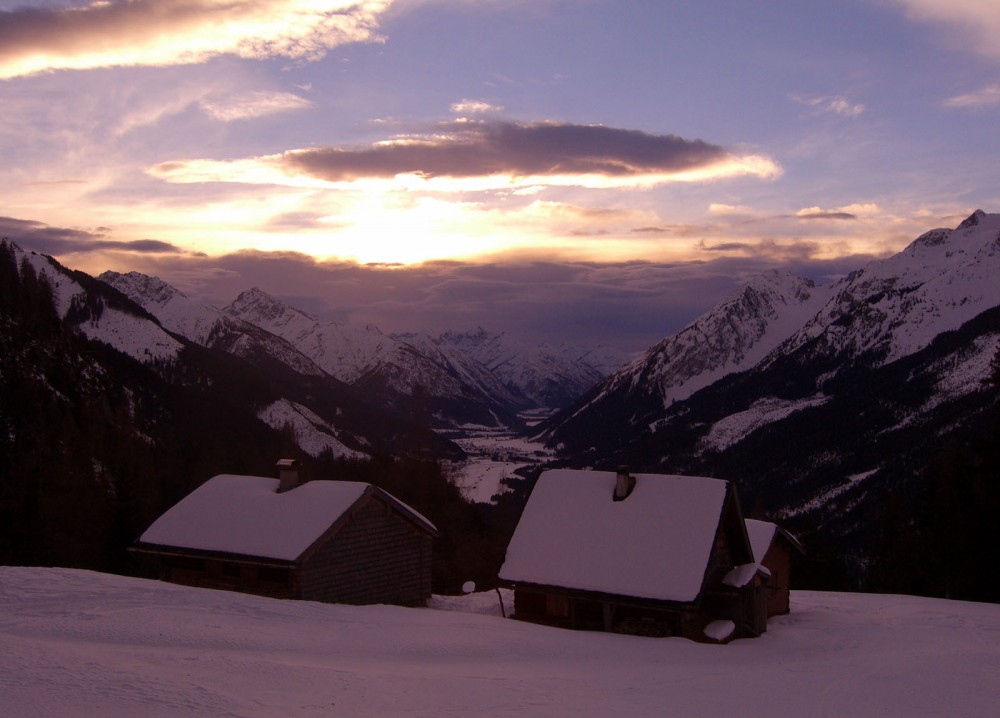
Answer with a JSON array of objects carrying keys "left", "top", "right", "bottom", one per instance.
[{"left": 2, "top": 568, "right": 999, "bottom": 717}]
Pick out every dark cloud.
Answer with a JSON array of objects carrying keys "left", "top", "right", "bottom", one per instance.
[
  {"left": 95, "top": 239, "right": 186, "bottom": 254},
  {"left": 631, "top": 226, "right": 670, "bottom": 234},
  {"left": 0, "top": 1, "right": 212, "bottom": 67},
  {"left": 263, "top": 212, "right": 335, "bottom": 231},
  {"left": 0, "top": 216, "right": 104, "bottom": 255},
  {"left": 283, "top": 120, "right": 729, "bottom": 181},
  {"left": 0, "top": 216, "right": 185, "bottom": 256},
  {"left": 795, "top": 211, "right": 857, "bottom": 221},
  {"left": 9, "top": 212, "right": 885, "bottom": 352},
  {"left": 699, "top": 239, "right": 754, "bottom": 252},
  {"left": 121, "top": 248, "right": 865, "bottom": 353}
]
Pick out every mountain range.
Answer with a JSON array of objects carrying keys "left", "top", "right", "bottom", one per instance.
[
  {"left": 2, "top": 243, "right": 626, "bottom": 469},
  {"left": 4, "top": 210, "right": 1000, "bottom": 594},
  {"left": 100, "top": 273, "right": 627, "bottom": 433}
]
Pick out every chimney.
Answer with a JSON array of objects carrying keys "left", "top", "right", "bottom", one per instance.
[
  {"left": 276, "top": 458, "right": 300, "bottom": 493},
  {"left": 613, "top": 465, "right": 635, "bottom": 501}
]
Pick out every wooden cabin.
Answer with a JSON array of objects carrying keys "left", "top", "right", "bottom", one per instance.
[
  {"left": 131, "top": 461, "right": 438, "bottom": 607},
  {"left": 497, "top": 467, "right": 768, "bottom": 643},
  {"left": 745, "top": 518, "right": 804, "bottom": 617}
]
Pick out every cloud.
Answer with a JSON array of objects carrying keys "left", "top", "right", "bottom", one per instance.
[
  {"left": 110, "top": 242, "right": 893, "bottom": 353},
  {"left": 115, "top": 249, "right": 759, "bottom": 350},
  {"left": 707, "top": 203, "right": 758, "bottom": 217},
  {"left": 199, "top": 90, "right": 314, "bottom": 121},
  {"left": 891, "top": 0, "right": 1000, "bottom": 63},
  {"left": 0, "top": 216, "right": 185, "bottom": 256},
  {"left": 795, "top": 208, "right": 858, "bottom": 221},
  {"left": 790, "top": 94, "right": 865, "bottom": 118},
  {"left": 0, "top": 0, "right": 393, "bottom": 79},
  {"left": 450, "top": 99, "right": 503, "bottom": 115},
  {"left": 944, "top": 84, "right": 1000, "bottom": 109},
  {"left": 149, "top": 119, "right": 782, "bottom": 191}
]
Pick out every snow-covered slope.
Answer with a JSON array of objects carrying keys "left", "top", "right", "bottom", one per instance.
[
  {"left": 256, "top": 399, "right": 368, "bottom": 459},
  {"left": 4, "top": 567, "right": 999, "bottom": 717},
  {"left": 594, "top": 270, "right": 831, "bottom": 411}
]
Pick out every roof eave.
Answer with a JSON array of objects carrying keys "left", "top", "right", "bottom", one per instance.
[
  {"left": 129, "top": 543, "right": 299, "bottom": 567},
  {"left": 496, "top": 578, "right": 701, "bottom": 610}
]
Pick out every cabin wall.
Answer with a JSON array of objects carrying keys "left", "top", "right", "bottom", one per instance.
[
  {"left": 761, "top": 543, "right": 793, "bottom": 617},
  {"left": 143, "top": 553, "right": 294, "bottom": 599},
  {"left": 299, "top": 496, "right": 433, "bottom": 606},
  {"left": 512, "top": 587, "right": 687, "bottom": 637}
]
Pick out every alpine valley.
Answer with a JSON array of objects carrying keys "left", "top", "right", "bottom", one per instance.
[{"left": 3, "top": 211, "right": 1000, "bottom": 598}]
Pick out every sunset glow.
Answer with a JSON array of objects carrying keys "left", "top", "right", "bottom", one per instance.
[{"left": 2, "top": 0, "right": 999, "bottom": 346}]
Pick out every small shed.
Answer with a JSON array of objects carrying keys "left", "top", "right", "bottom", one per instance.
[
  {"left": 131, "top": 462, "right": 438, "bottom": 607},
  {"left": 497, "top": 468, "right": 768, "bottom": 642},
  {"left": 745, "top": 518, "right": 804, "bottom": 617}
]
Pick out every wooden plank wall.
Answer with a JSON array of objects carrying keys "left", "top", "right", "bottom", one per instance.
[{"left": 299, "top": 497, "right": 433, "bottom": 606}]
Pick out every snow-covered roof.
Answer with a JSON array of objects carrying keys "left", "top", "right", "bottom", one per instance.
[
  {"left": 745, "top": 519, "right": 778, "bottom": 564},
  {"left": 722, "top": 562, "right": 770, "bottom": 588},
  {"left": 138, "top": 475, "right": 435, "bottom": 562},
  {"left": 745, "top": 518, "right": 804, "bottom": 561},
  {"left": 498, "top": 469, "right": 731, "bottom": 603}
]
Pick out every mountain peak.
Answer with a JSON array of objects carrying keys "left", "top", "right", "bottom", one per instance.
[
  {"left": 227, "top": 287, "right": 314, "bottom": 325},
  {"left": 957, "top": 209, "right": 987, "bottom": 231},
  {"left": 100, "top": 270, "right": 185, "bottom": 306}
]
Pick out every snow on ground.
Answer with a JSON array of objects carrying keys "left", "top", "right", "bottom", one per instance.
[
  {"left": 447, "top": 424, "right": 553, "bottom": 503},
  {"left": 3, "top": 568, "right": 999, "bottom": 717}
]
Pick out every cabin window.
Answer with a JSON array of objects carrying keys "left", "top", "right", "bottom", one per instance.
[{"left": 545, "top": 594, "right": 570, "bottom": 618}]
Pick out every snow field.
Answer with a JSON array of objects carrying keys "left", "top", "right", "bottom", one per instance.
[{"left": 3, "top": 568, "right": 1000, "bottom": 717}]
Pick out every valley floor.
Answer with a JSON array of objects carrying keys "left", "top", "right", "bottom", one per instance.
[
  {"left": 2, "top": 567, "right": 999, "bottom": 716},
  {"left": 445, "top": 421, "right": 554, "bottom": 503}
]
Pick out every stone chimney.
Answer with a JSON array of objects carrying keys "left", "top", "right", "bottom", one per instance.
[
  {"left": 276, "top": 458, "right": 300, "bottom": 493},
  {"left": 613, "top": 465, "right": 635, "bottom": 501}
]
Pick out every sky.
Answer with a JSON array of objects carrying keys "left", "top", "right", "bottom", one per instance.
[{"left": 2, "top": 0, "right": 999, "bottom": 351}]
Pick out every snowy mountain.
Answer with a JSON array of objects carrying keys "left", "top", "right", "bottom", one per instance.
[
  {"left": 98, "top": 271, "right": 375, "bottom": 459},
  {"left": 5, "top": 567, "right": 1000, "bottom": 717},
  {"left": 100, "top": 271, "right": 327, "bottom": 378},
  {"left": 567, "top": 269, "right": 832, "bottom": 417},
  {"left": 225, "top": 288, "right": 523, "bottom": 428},
  {"left": 391, "top": 331, "right": 533, "bottom": 411},
  {"left": 774, "top": 209, "right": 1000, "bottom": 366},
  {"left": 21, "top": 250, "right": 183, "bottom": 363},
  {"left": 429, "top": 327, "right": 632, "bottom": 408},
  {"left": 539, "top": 211, "right": 1000, "bottom": 577}
]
